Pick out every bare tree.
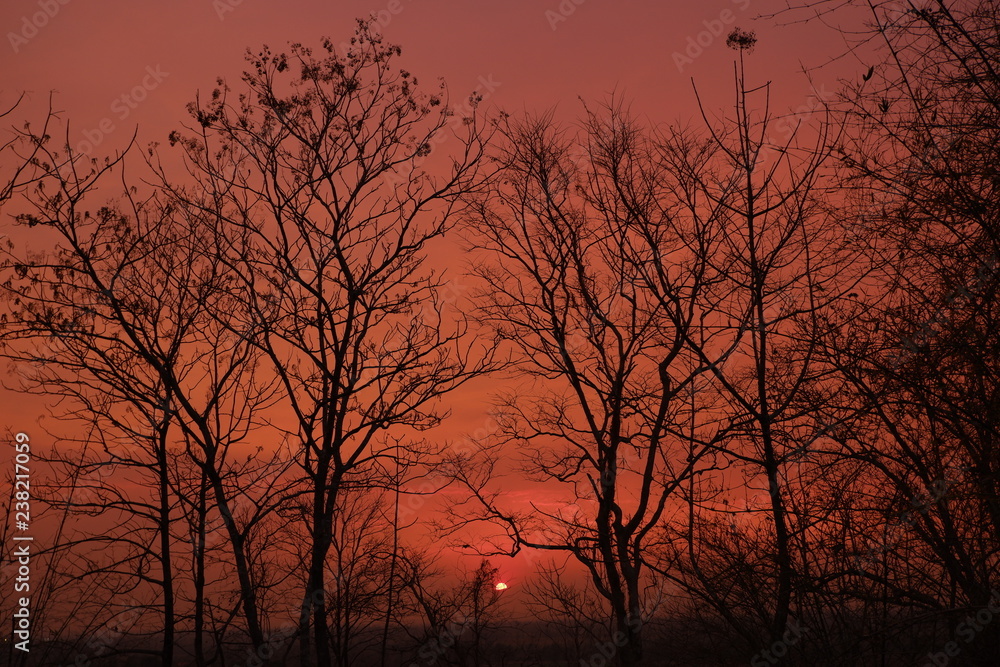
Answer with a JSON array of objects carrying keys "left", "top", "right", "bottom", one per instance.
[
  {"left": 158, "top": 20, "right": 492, "bottom": 665},
  {"left": 0, "top": 140, "right": 290, "bottom": 663},
  {"left": 394, "top": 553, "right": 506, "bottom": 666},
  {"left": 450, "top": 103, "right": 727, "bottom": 666},
  {"left": 623, "top": 35, "right": 883, "bottom": 665},
  {"left": 523, "top": 558, "right": 614, "bottom": 665},
  {"left": 776, "top": 1, "right": 1000, "bottom": 660},
  {"left": 0, "top": 93, "right": 56, "bottom": 208}
]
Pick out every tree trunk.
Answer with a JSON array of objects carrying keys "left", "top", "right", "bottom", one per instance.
[{"left": 156, "top": 430, "right": 175, "bottom": 667}]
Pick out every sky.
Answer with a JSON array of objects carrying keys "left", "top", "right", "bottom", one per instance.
[
  {"left": 0, "top": 0, "right": 873, "bottom": 589},
  {"left": 0, "top": 0, "right": 864, "bottom": 153}
]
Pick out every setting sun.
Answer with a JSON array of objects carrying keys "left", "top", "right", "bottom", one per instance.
[{"left": 494, "top": 583, "right": 508, "bottom": 591}]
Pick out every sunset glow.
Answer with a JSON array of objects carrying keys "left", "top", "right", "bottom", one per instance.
[{"left": 3, "top": 0, "right": 999, "bottom": 665}]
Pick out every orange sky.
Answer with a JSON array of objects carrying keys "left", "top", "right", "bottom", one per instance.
[
  {"left": 1, "top": 0, "right": 863, "bottom": 145},
  {"left": 1, "top": 0, "right": 871, "bottom": 589}
]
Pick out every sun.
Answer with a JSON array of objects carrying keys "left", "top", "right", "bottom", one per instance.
[{"left": 494, "top": 582, "right": 508, "bottom": 591}]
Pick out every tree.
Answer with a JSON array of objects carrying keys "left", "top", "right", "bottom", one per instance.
[
  {"left": 524, "top": 558, "right": 616, "bottom": 665},
  {"left": 158, "top": 20, "right": 492, "bottom": 665},
  {"left": 806, "top": 0, "right": 1000, "bottom": 659},
  {"left": 451, "top": 103, "right": 725, "bottom": 666},
  {"left": 657, "top": 34, "right": 863, "bottom": 658},
  {"left": 0, "top": 102, "right": 319, "bottom": 662},
  {"left": 0, "top": 93, "right": 55, "bottom": 208},
  {"left": 0, "top": 92, "right": 68, "bottom": 667},
  {"left": 394, "top": 554, "right": 506, "bottom": 666},
  {"left": 743, "top": 1, "right": 1000, "bottom": 660}
]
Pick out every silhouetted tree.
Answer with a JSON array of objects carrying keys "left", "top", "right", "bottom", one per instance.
[
  {"left": 658, "top": 37, "right": 864, "bottom": 660},
  {"left": 0, "top": 170, "right": 290, "bottom": 664},
  {"left": 158, "top": 20, "right": 492, "bottom": 665},
  {"left": 795, "top": 0, "right": 1000, "bottom": 660},
  {"left": 451, "top": 103, "right": 727, "bottom": 667}
]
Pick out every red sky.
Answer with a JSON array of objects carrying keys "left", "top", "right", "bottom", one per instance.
[
  {"left": 0, "top": 0, "right": 870, "bottom": 589},
  {"left": 1, "top": 0, "right": 864, "bottom": 146}
]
